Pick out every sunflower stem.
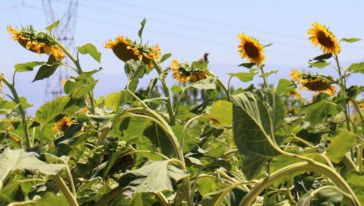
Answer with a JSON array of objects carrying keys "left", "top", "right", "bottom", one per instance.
[
  {"left": 259, "top": 66, "right": 269, "bottom": 89},
  {"left": 152, "top": 59, "right": 176, "bottom": 125},
  {"left": 334, "top": 55, "right": 351, "bottom": 131},
  {"left": 2, "top": 77, "right": 31, "bottom": 148}
]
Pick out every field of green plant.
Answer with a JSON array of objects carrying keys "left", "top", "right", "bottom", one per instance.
[{"left": 2, "top": 19, "right": 364, "bottom": 205}]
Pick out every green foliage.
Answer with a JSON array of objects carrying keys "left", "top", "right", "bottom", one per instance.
[{"left": 78, "top": 43, "right": 101, "bottom": 62}]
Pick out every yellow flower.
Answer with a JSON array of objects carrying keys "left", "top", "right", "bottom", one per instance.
[
  {"left": 7, "top": 26, "right": 64, "bottom": 61},
  {"left": 287, "top": 90, "right": 301, "bottom": 98},
  {"left": 290, "top": 69, "right": 301, "bottom": 83},
  {"left": 53, "top": 117, "right": 74, "bottom": 133},
  {"left": 238, "top": 33, "right": 265, "bottom": 66},
  {"left": 308, "top": 22, "right": 341, "bottom": 55},
  {"left": 170, "top": 59, "right": 209, "bottom": 83},
  {"left": 105, "top": 35, "right": 161, "bottom": 69}
]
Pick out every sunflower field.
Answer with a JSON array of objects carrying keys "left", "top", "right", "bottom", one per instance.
[{"left": 2, "top": 19, "right": 364, "bottom": 206}]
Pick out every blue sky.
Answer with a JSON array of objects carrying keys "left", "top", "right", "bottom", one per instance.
[{"left": 1, "top": 0, "right": 364, "bottom": 109}]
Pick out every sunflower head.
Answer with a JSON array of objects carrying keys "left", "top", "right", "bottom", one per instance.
[
  {"left": 301, "top": 73, "right": 336, "bottom": 96},
  {"left": 105, "top": 35, "right": 161, "bottom": 70},
  {"left": 238, "top": 33, "right": 265, "bottom": 66},
  {"left": 53, "top": 116, "right": 74, "bottom": 133},
  {"left": 308, "top": 22, "right": 341, "bottom": 55},
  {"left": 7, "top": 25, "right": 64, "bottom": 61},
  {"left": 170, "top": 58, "right": 209, "bottom": 83}
]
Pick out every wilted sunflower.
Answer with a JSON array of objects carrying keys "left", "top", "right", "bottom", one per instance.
[
  {"left": 290, "top": 69, "right": 301, "bottom": 83},
  {"left": 301, "top": 76, "right": 336, "bottom": 96},
  {"left": 53, "top": 116, "right": 74, "bottom": 133},
  {"left": 308, "top": 22, "right": 341, "bottom": 55},
  {"left": 170, "top": 59, "right": 209, "bottom": 83},
  {"left": 7, "top": 26, "right": 64, "bottom": 61},
  {"left": 105, "top": 35, "right": 161, "bottom": 69},
  {"left": 238, "top": 33, "right": 265, "bottom": 66}
]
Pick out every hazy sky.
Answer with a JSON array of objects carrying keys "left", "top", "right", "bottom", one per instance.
[{"left": 1, "top": 0, "right": 364, "bottom": 108}]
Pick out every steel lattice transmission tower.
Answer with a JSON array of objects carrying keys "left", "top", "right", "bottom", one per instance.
[{"left": 41, "top": 0, "right": 79, "bottom": 101}]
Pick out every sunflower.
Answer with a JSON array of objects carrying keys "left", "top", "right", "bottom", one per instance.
[
  {"left": 105, "top": 35, "right": 161, "bottom": 69},
  {"left": 238, "top": 33, "right": 265, "bottom": 66},
  {"left": 301, "top": 76, "right": 336, "bottom": 96},
  {"left": 7, "top": 26, "right": 64, "bottom": 61},
  {"left": 53, "top": 116, "right": 74, "bottom": 133},
  {"left": 308, "top": 22, "right": 341, "bottom": 55},
  {"left": 170, "top": 59, "right": 209, "bottom": 83}
]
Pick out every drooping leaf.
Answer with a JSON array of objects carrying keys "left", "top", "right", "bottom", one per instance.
[
  {"left": 124, "top": 60, "right": 146, "bottom": 92},
  {"left": 15, "top": 61, "right": 45, "bottom": 72},
  {"left": 312, "top": 53, "right": 332, "bottom": 61},
  {"left": 33, "top": 56, "right": 60, "bottom": 82},
  {"left": 238, "top": 62, "right": 255, "bottom": 68},
  {"left": 232, "top": 90, "right": 285, "bottom": 179},
  {"left": 119, "top": 160, "right": 188, "bottom": 193},
  {"left": 78, "top": 43, "right": 101, "bottom": 62},
  {"left": 35, "top": 96, "right": 70, "bottom": 125},
  {"left": 0, "top": 149, "right": 65, "bottom": 189},
  {"left": 327, "top": 130, "right": 358, "bottom": 163}
]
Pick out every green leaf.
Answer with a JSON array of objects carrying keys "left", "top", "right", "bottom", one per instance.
[
  {"left": 125, "top": 60, "right": 146, "bottom": 92},
  {"left": 119, "top": 160, "right": 188, "bottom": 193},
  {"left": 232, "top": 90, "right": 284, "bottom": 179},
  {"left": 345, "top": 172, "right": 364, "bottom": 205},
  {"left": 64, "top": 72, "right": 97, "bottom": 98},
  {"left": 301, "top": 100, "right": 338, "bottom": 124},
  {"left": 276, "top": 79, "right": 295, "bottom": 94},
  {"left": 35, "top": 96, "right": 70, "bottom": 125},
  {"left": 238, "top": 62, "right": 255, "bottom": 68},
  {"left": 348, "top": 62, "right": 364, "bottom": 74},
  {"left": 78, "top": 43, "right": 101, "bottom": 62},
  {"left": 9, "top": 192, "right": 68, "bottom": 206},
  {"left": 313, "top": 53, "right": 332, "bottom": 61},
  {"left": 264, "top": 43, "right": 273, "bottom": 48},
  {"left": 105, "top": 90, "right": 133, "bottom": 112},
  {"left": 189, "top": 77, "right": 216, "bottom": 90},
  {"left": 46, "top": 20, "right": 60, "bottom": 32},
  {"left": 259, "top": 69, "right": 278, "bottom": 78},
  {"left": 160, "top": 53, "right": 171, "bottom": 63},
  {"left": 308, "top": 60, "right": 330, "bottom": 69},
  {"left": 15, "top": 61, "right": 44, "bottom": 72},
  {"left": 138, "top": 18, "right": 147, "bottom": 40},
  {"left": 0, "top": 149, "right": 65, "bottom": 189},
  {"left": 228, "top": 71, "right": 256, "bottom": 82},
  {"left": 206, "top": 100, "right": 232, "bottom": 127},
  {"left": 171, "top": 85, "right": 183, "bottom": 95},
  {"left": 327, "top": 130, "right": 358, "bottom": 163},
  {"left": 33, "top": 56, "right": 60, "bottom": 82},
  {"left": 341, "top": 38, "right": 361, "bottom": 43}
]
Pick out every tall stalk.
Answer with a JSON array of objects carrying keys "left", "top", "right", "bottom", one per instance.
[{"left": 2, "top": 78, "right": 31, "bottom": 148}]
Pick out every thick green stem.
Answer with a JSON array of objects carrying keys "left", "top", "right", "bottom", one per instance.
[
  {"left": 53, "top": 175, "right": 79, "bottom": 206},
  {"left": 239, "top": 161, "right": 360, "bottom": 206},
  {"left": 3, "top": 78, "right": 30, "bottom": 148},
  {"left": 259, "top": 66, "right": 268, "bottom": 89},
  {"left": 334, "top": 55, "right": 351, "bottom": 131},
  {"left": 152, "top": 60, "right": 176, "bottom": 125}
]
